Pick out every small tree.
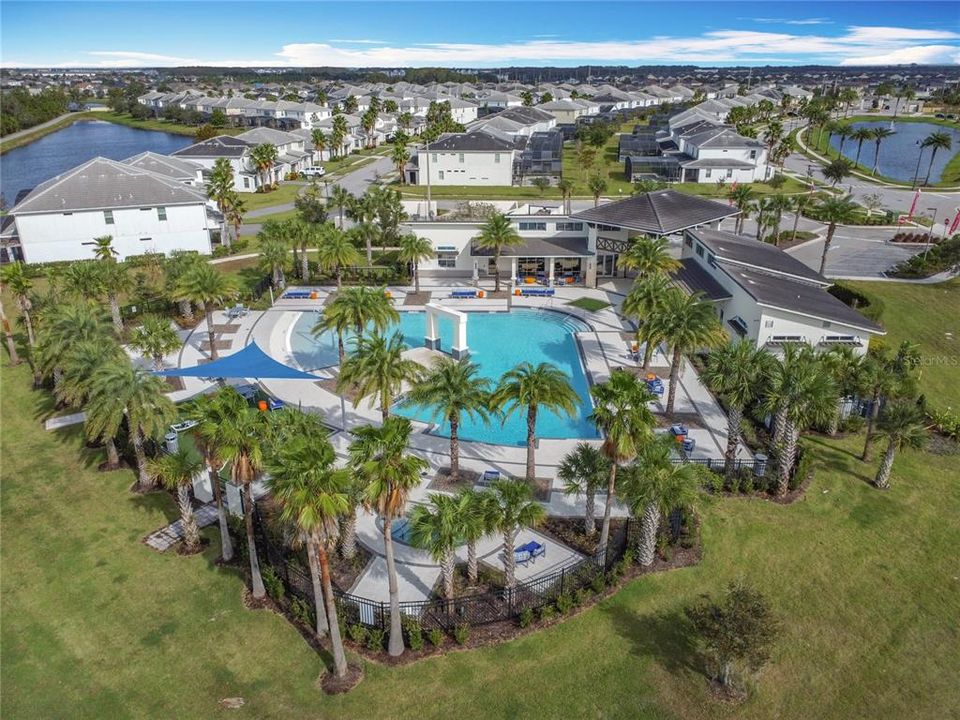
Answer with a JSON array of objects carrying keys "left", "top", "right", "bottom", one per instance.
[
  {"left": 685, "top": 582, "right": 780, "bottom": 693},
  {"left": 531, "top": 176, "right": 551, "bottom": 196}
]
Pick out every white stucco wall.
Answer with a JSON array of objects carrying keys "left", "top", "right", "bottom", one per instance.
[{"left": 417, "top": 149, "right": 515, "bottom": 185}]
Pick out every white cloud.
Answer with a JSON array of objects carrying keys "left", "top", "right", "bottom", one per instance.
[
  {"left": 839, "top": 44, "right": 960, "bottom": 66},
  {"left": 750, "top": 18, "right": 834, "bottom": 26},
  {"left": 325, "top": 39, "right": 389, "bottom": 44}
]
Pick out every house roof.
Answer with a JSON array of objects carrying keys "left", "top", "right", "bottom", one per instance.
[
  {"left": 671, "top": 258, "right": 732, "bottom": 301},
  {"left": 471, "top": 236, "right": 591, "bottom": 258},
  {"left": 427, "top": 130, "right": 517, "bottom": 152},
  {"left": 10, "top": 157, "right": 208, "bottom": 215},
  {"left": 572, "top": 190, "right": 737, "bottom": 235},
  {"left": 123, "top": 151, "right": 204, "bottom": 181},
  {"left": 686, "top": 229, "right": 827, "bottom": 285},
  {"left": 234, "top": 127, "right": 301, "bottom": 146},
  {"left": 172, "top": 136, "right": 250, "bottom": 158},
  {"left": 686, "top": 127, "right": 766, "bottom": 149},
  {"left": 680, "top": 158, "right": 756, "bottom": 169},
  {"left": 721, "top": 264, "right": 884, "bottom": 333}
]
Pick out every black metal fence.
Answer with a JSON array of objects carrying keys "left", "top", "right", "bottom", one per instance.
[{"left": 252, "top": 508, "right": 637, "bottom": 632}]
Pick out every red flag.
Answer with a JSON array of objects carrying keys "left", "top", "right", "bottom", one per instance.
[
  {"left": 949, "top": 208, "right": 960, "bottom": 235},
  {"left": 908, "top": 189, "right": 921, "bottom": 218}
]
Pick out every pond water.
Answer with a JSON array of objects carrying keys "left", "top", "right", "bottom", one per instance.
[
  {"left": 829, "top": 121, "right": 960, "bottom": 183},
  {"left": 0, "top": 120, "right": 193, "bottom": 206}
]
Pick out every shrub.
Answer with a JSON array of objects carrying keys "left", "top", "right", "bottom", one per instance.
[
  {"left": 928, "top": 406, "right": 960, "bottom": 440},
  {"left": 518, "top": 607, "right": 534, "bottom": 628},
  {"left": 555, "top": 592, "right": 574, "bottom": 614},
  {"left": 347, "top": 623, "right": 368, "bottom": 644},
  {"left": 453, "top": 623, "right": 470, "bottom": 646},
  {"left": 427, "top": 627, "right": 444, "bottom": 648},
  {"left": 539, "top": 604, "right": 556, "bottom": 621},
  {"left": 366, "top": 627, "right": 386, "bottom": 652},
  {"left": 574, "top": 587, "right": 591, "bottom": 607},
  {"left": 839, "top": 414, "right": 866, "bottom": 434},
  {"left": 828, "top": 283, "right": 884, "bottom": 322},
  {"left": 703, "top": 471, "right": 724, "bottom": 494},
  {"left": 791, "top": 449, "right": 814, "bottom": 491},
  {"left": 590, "top": 573, "right": 607, "bottom": 594},
  {"left": 261, "top": 566, "right": 285, "bottom": 602},
  {"left": 289, "top": 597, "right": 311, "bottom": 625},
  {"left": 403, "top": 617, "right": 424, "bottom": 651}
]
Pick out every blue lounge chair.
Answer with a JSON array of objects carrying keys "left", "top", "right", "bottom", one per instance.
[
  {"left": 450, "top": 289, "right": 477, "bottom": 298},
  {"left": 521, "top": 288, "right": 555, "bottom": 298},
  {"left": 478, "top": 469, "right": 501, "bottom": 487},
  {"left": 514, "top": 540, "right": 546, "bottom": 566},
  {"left": 670, "top": 423, "right": 688, "bottom": 437},
  {"left": 268, "top": 398, "right": 284, "bottom": 411}
]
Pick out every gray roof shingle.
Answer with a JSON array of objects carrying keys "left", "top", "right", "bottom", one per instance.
[
  {"left": 572, "top": 190, "right": 737, "bottom": 235},
  {"left": 687, "top": 228, "right": 827, "bottom": 285}
]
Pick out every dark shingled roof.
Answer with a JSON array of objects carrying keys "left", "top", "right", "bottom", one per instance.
[
  {"left": 572, "top": 190, "right": 737, "bottom": 235},
  {"left": 720, "top": 264, "right": 884, "bottom": 333},
  {"left": 687, "top": 228, "right": 827, "bottom": 285},
  {"left": 672, "top": 258, "right": 732, "bottom": 301},
  {"left": 427, "top": 131, "right": 517, "bottom": 152},
  {"left": 471, "top": 236, "right": 591, "bottom": 258}
]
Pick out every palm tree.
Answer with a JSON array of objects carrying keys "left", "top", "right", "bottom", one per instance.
[
  {"left": 0, "top": 262, "right": 38, "bottom": 382},
  {"left": 618, "top": 435, "right": 701, "bottom": 566},
  {"left": 391, "top": 143, "right": 410, "bottom": 182},
  {"left": 318, "top": 284, "right": 397, "bottom": 344},
  {"left": 590, "top": 370, "right": 656, "bottom": 556},
  {"left": 249, "top": 142, "right": 279, "bottom": 188},
  {"left": 128, "top": 315, "right": 181, "bottom": 370},
  {"left": 763, "top": 193, "right": 793, "bottom": 244},
  {"left": 822, "top": 346, "right": 863, "bottom": 435},
  {"left": 487, "top": 479, "right": 546, "bottom": 589},
  {"left": 789, "top": 193, "right": 813, "bottom": 242},
  {"left": 90, "top": 236, "right": 127, "bottom": 333},
  {"left": 850, "top": 127, "right": 874, "bottom": 167},
  {"left": 701, "top": 341, "right": 773, "bottom": 478},
  {"left": 835, "top": 125, "right": 852, "bottom": 155},
  {"left": 173, "top": 263, "right": 238, "bottom": 360},
  {"left": 857, "top": 347, "right": 916, "bottom": 462},
  {"left": 338, "top": 473, "right": 368, "bottom": 561},
  {"left": 315, "top": 225, "right": 361, "bottom": 290},
  {"left": 406, "top": 356, "right": 491, "bottom": 482},
  {"left": 559, "top": 442, "right": 609, "bottom": 537},
  {"left": 267, "top": 435, "right": 351, "bottom": 678},
  {"left": 222, "top": 191, "right": 246, "bottom": 246},
  {"left": 397, "top": 233, "right": 434, "bottom": 294},
  {"left": 472, "top": 213, "right": 524, "bottom": 293},
  {"left": 147, "top": 447, "right": 204, "bottom": 553},
  {"left": 85, "top": 361, "right": 176, "bottom": 492},
  {"left": 215, "top": 388, "right": 269, "bottom": 598},
  {"left": 621, "top": 273, "right": 671, "bottom": 370},
  {"left": 822, "top": 158, "right": 853, "bottom": 187},
  {"left": 870, "top": 127, "right": 895, "bottom": 176},
  {"left": 36, "top": 300, "right": 114, "bottom": 394},
  {"left": 648, "top": 289, "right": 725, "bottom": 419},
  {"left": 492, "top": 362, "right": 579, "bottom": 481},
  {"left": 339, "top": 331, "right": 421, "bottom": 421},
  {"left": 618, "top": 236, "right": 680, "bottom": 279},
  {"left": 56, "top": 336, "right": 124, "bottom": 412},
  {"left": 920, "top": 131, "right": 952, "bottom": 186},
  {"left": 350, "top": 417, "right": 428, "bottom": 656},
  {"left": 588, "top": 175, "right": 608, "bottom": 207},
  {"left": 310, "top": 128, "right": 328, "bottom": 162},
  {"left": 728, "top": 185, "right": 756, "bottom": 235},
  {"left": 760, "top": 344, "right": 836, "bottom": 495},
  {"left": 873, "top": 401, "right": 927, "bottom": 490},
  {"left": 409, "top": 493, "right": 463, "bottom": 603},
  {"left": 815, "top": 196, "right": 858, "bottom": 276},
  {"left": 184, "top": 393, "right": 235, "bottom": 561},
  {"left": 258, "top": 236, "right": 289, "bottom": 288},
  {"left": 557, "top": 178, "right": 575, "bottom": 214},
  {"left": 454, "top": 488, "right": 493, "bottom": 585}
]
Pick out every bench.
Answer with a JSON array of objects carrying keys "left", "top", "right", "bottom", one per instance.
[
  {"left": 450, "top": 289, "right": 478, "bottom": 299},
  {"left": 520, "top": 288, "right": 555, "bottom": 298},
  {"left": 283, "top": 290, "right": 313, "bottom": 299}
]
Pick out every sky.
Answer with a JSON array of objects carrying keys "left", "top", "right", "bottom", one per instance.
[{"left": 2, "top": 1, "right": 959, "bottom": 69}]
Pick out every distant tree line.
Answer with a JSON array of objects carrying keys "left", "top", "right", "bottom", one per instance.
[{"left": 0, "top": 87, "right": 69, "bottom": 136}]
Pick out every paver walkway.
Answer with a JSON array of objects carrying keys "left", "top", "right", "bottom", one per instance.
[{"left": 143, "top": 503, "right": 219, "bottom": 552}]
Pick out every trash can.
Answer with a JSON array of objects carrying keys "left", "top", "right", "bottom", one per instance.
[
  {"left": 754, "top": 453, "right": 768, "bottom": 478},
  {"left": 164, "top": 432, "right": 179, "bottom": 453}
]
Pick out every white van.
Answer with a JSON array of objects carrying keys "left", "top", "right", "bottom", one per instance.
[{"left": 302, "top": 166, "right": 326, "bottom": 178}]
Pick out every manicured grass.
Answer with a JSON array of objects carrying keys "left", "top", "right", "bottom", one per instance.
[
  {"left": 567, "top": 297, "right": 611, "bottom": 312},
  {"left": 241, "top": 183, "right": 304, "bottom": 214},
  {"left": 399, "top": 184, "right": 563, "bottom": 200},
  {"left": 245, "top": 209, "right": 299, "bottom": 225},
  {"left": 845, "top": 278, "right": 960, "bottom": 408}
]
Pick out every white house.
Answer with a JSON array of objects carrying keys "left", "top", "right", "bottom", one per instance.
[
  {"left": 675, "top": 228, "right": 883, "bottom": 355},
  {"left": 5, "top": 157, "right": 218, "bottom": 264},
  {"left": 414, "top": 131, "right": 519, "bottom": 186},
  {"left": 123, "top": 151, "right": 206, "bottom": 187},
  {"left": 675, "top": 127, "right": 771, "bottom": 183},
  {"left": 171, "top": 136, "right": 261, "bottom": 192}
]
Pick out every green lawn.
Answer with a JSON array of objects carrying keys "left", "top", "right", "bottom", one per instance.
[
  {"left": 246, "top": 209, "right": 299, "bottom": 225},
  {"left": 241, "top": 183, "right": 304, "bottom": 214},
  {"left": 567, "top": 297, "right": 611, "bottom": 312},
  {"left": 3, "top": 329, "right": 959, "bottom": 717},
  {"left": 846, "top": 279, "right": 960, "bottom": 408}
]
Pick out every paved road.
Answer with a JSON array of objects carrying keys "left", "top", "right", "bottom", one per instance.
[{"left": 0, "top": 111, "right": 78, "bottom": 146}]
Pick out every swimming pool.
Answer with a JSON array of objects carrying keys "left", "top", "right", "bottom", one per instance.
[{"left": 289, "top": 308, "right": 599, "bottom": 445}]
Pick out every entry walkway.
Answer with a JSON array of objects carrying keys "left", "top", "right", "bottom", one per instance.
[{"left": 143, "top": 503, "right": 219, "bottom": 552}]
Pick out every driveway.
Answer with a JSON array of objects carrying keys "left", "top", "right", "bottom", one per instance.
[{"left": 786, "top": 227, "right": 926, "bottom": 279}]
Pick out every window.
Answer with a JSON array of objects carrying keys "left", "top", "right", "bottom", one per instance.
[
  {"left": 458, "top": 153, "right": 465, "bottom": 163},
  {"left": 771, "top": 334, "right": 803, "bottom": 342},
  {"left": 243, "top": 177, "right": 250, "bottom": 189},
  {"left": 749, "top": 150, "right": 757, "bottom": 160},
  {"left": 518, "top": 221, "right": 546, "bottom": 231},
  {"left": 437, "top": 252, "right": 457, "bottom": 268},
  {"left": 431, "top": 153, "right": 438, "bottom": 163},
  {"left": 684, "top": 235, "right": 693, "bottom": 248},
  {"left": 438, "top": 170, "right": 445, "bottom": 180},
  {"left": 726, "top": 169, "right": 733, "bottom": 179},
  {"left": 556, "top": 222, "right": 583, "bottom": 232},
  {"left": 704, "top": 169, "right": 712, "bottom": 179},
  {"left": 494, "top": 153, "right": 501, "bottom": 164},
  {"left": 695, "top": 244, "right": 704, "bottom": 258},
  {"left": 157, "top": 207, "right": 167, "bottom": 221},
  {"left": 821, "top": 320, "right": 832, "bottom": 328},
  {"left": 764, "top": 319, "right": 774, "bottom": 328},
  {"left": 104, "top": 210, "right": 114, "bottom": 225}
]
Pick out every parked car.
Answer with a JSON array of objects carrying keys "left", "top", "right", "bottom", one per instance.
[{"left": 302, "top": 166, "right": 326, "bottom": 178}]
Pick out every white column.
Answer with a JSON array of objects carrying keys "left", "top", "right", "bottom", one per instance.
[
  {"left": 425, "top": 308, "right": 440, "bottom": 350},
  {"left": 547, "top": 257, "right": 555, "bottom": 286},
  {"left": 452, "top": 313, "right": 469, "bottom": 360},
  {"left": 510, "top": 257, "right": 518, "bottom": 285}
]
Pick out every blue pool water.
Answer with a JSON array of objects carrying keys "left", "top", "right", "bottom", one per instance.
[{"left": 289, "top": 308, "right": 599, "bottom": 445}]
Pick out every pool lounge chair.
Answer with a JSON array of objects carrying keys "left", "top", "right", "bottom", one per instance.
[
  {"left": 478, "top": 469, "right": 501, "bottom": 487},
  {"left": 283, "top": 289, "right": 313, "bottom": 299},
  {"left": 514, "top": 540, "right": 546, "bottom": 567},
  {"left": 450, "top": 289, "right": 478, "bottom": 299},
  {"left": 520, "top": 288, "right": 555, "bottom": 298},
  {"left": 226, "top": 304, "right": 248, "bottom": 319}
]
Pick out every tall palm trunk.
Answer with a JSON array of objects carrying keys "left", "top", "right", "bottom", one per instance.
[
  {"left": 441, "top": 549, "right": 455, "bottom": 604},
  {"left": 202, "top": 304, "right": 220, "bottom": 359},
  {"left": 503, "top": 528, "right": 518, "bottom": 589},
  {"left": 791, "top": 203, "right": 803, "bottom": 240},
  {"left": 177, "top": 484, "right": 201, "bottom": 551},
  {"left": 467, "top": 538, "right": 479, "bottom": 585},
  {"left": 243, "top": 484, "right": 266, "bottom": 598},
  {"left": 724, "top": 404, "right": 743, "bottom": 480},
  {"left": 641, "top": 333, "right": 655, "bottom": 371},
  {"left": 872, "top": 142, "right": 883, "bottom": 175},
  {"left": 291, "top": 245, "right": 300, "bottom": 276},
  {"left": 336, "top": 267, "right": 344, "bottom": 291},
  {"left": 317, "top": 545, "right": 349, "bottom": 677},
  {"left": 525, "top": 405, "right": 537, "bottom": 481},
  {"left": 665, "top": 347, "right": 682, "bottom": 418},
  {"left": 862, "top": 391, "right": 881, "bottom": 461},
  {"left": 104, "top": 437, "right": 121, "bottom": 469},
  {"left": 339, "top": 508, "right": 358, "bottom": 559},
  {"left": 637, "top": 502, "right": 660, "bottom": 566},
  {"left": 449, "top": 416, "right": 460, "bottom": 482},
  {"left": 300, "top": 245, "right": 309, "bottom": 282},
  {"left": 819, "top": 223, "right": 837, "bottom": 276},
  {"left": 305, "top": 537, "right": 330, "bottom": 636},
  {"left": 179, "top": 300, "right": 194, "bottom": 321},
  {"left": 413, "top": 261, "right": 420, "bottom": 294},
  {"left": 597, "top": 461, "right": 618, "bottom": 559},
  {"left": 854, "top": 142, "right": 864, "bottom": 167},
  {"left": 828, "top": 396, "right": 844, "bottom": 436},
  {"left": 132, "top": 426, "right": 152, "bottom": 491},
  {"left": 1, "top": 303, "right": 20, "bottom": 365},
  {"left": 924, "top": 149, "right": 939, "bottom": 186},
  {"left": 493, "top": 250, "right": 502, "bottom": 292},
  {"left": 108, "top": 292, "right": 123, "bottom": 334},
  {"left": 209, "top": 463, "right": 234, "bottom": 561},
  {"left": 776, "top": 422, "right": 799, "bottom": 495},
  {"left": 382, "top": 521, "right": 404, "bottom": 656},
  {"left": 875, "top": 441, "right": 896, "bottom": 489},
  {"left": 584, "top": 485, "right": 596, "bottom": 537}
]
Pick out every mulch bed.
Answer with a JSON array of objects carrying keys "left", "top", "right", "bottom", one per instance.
[
  {"left": 655, "top": 413, "right": 702, "bottom": 429},
  {"left": 316, "top": 378, "right": 361, "bottom": 404},
  {"left": 212, "top": 324, "right": 240, "bottom": 334},
  {"left": 200, "top": 340, "right": 233, "bottom": 352},
  {"left": 928, "top": 434, "right": 959, "bottom": 456},
  {"left": 328, "top": 546, "right": 373, "bottom": 592},
  {"left": 164, "top": 376, "right": 185, "bottom": 392},
  {"left": 319, "top": 663, "right": 364, "bottom": 695},
  {"left": 485, "top": 291, "right": 511, "bottom": 300},
  {"left": 323, "top": 292, "right": 338, "bottom": 306},
  {"left": 175, "top": 537, "right": 210, "bottom": 556},
  {"left": 426, "top": 467, "right": 481, "bottom": 493},
  {"left": 538, "top": 516, "right": 631, "bottom": 556},
  {"left": 620, "top": 365, "right": 672, "bottom": 377},
  {"left": 403, "top": 292, "right": 432, "bottom": 306},
  {"left": 527, "top": 477, "right": 553, "bottom": 502}
]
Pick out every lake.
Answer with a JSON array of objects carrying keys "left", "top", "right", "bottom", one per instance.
[
  {"left": 829, "top": 120, "right": 960, "bottom": 184},
  {"left": 0, "top": 120, "right": 193, "bottom": 207}
]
